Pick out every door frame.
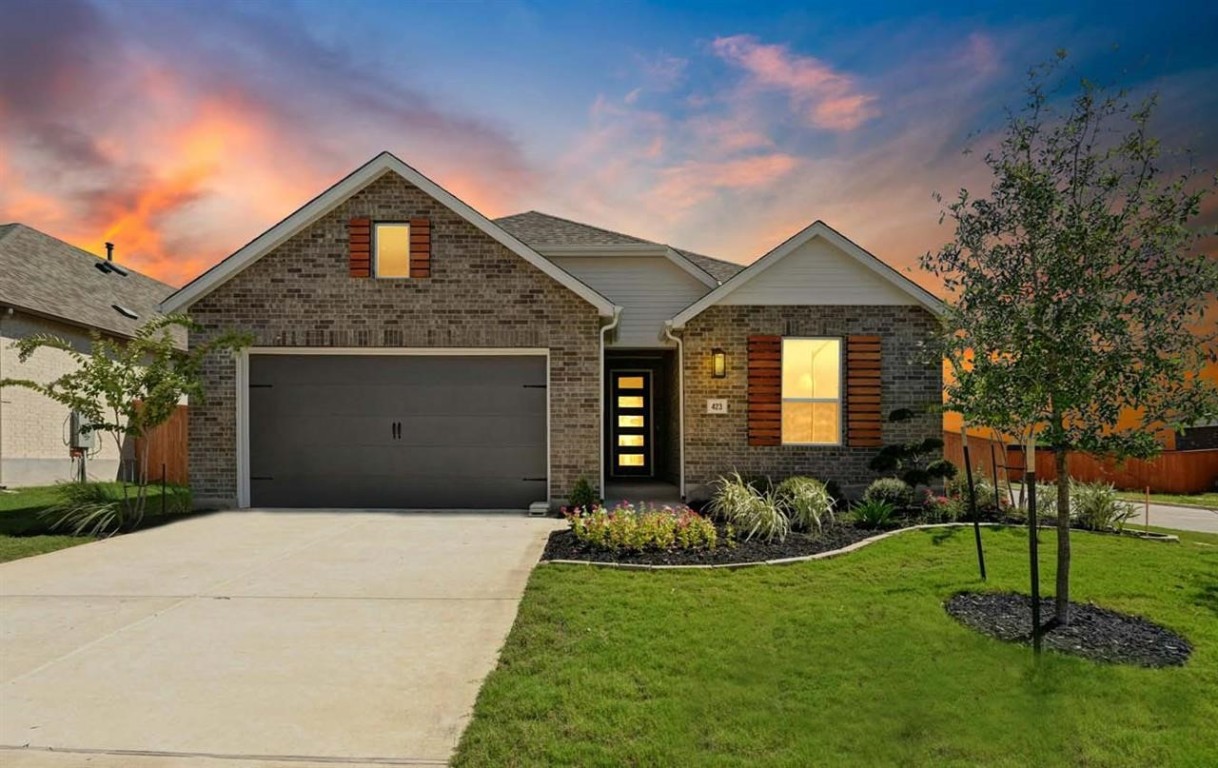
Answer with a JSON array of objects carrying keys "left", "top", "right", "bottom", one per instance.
[{"left": 236, "top": 347, "right": 550, "bottom": 509}]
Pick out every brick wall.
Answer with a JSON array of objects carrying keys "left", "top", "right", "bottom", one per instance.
[
  {"left": 681, "top": 305, "right": 941, "bottom": 498},
  {"left": 0, "top": 312, "right": 126, "bottom": 486},
  {"left": 187, "top": 172, "right": 603, "bottom": 508}
]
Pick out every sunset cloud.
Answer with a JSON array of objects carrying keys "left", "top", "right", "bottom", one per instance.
[{"left": 711, "top": 35, "right": 880, "bottom": 131}]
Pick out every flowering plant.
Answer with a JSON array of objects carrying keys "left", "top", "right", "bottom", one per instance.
[{"left": 563, "top": 501, "right": 718, "bottom": 552}]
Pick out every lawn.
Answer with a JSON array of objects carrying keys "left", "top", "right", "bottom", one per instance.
[
  {"left": 1116, "top": 491, "right": 1218, "bottom": 510},
  {"left": 0, "top": 482, "right": 192, "bottom": 562},
  {"left": 454, "top": 526, "right": 1218, "bottom": 767}
]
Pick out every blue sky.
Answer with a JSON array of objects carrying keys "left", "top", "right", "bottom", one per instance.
[{"left": 2, "top": 0, "right": 1214, "bottom": 285}]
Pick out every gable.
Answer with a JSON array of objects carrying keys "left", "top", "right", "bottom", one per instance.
[
  {"left": 549, "top": 254, "right": 711, "bottom": 347},
  {"left": 721, "top": 236, "right": 917, "bottom": 306},
  {"left": 161, "top": 152, "right": 616, "bottom": 316}
]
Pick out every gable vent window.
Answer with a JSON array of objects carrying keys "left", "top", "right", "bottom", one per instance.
[
  {"left": 112, "top": 304, "right": 139, "bottom": 320},
  {"left": 374, "top": 223, "right": 411, "bottom": 278}
]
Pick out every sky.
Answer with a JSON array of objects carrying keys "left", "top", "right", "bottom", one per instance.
[{"left": 2, "top": 0, "right": 1216, "bottom": 289}]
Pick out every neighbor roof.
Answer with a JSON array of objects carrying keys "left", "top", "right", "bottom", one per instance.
[
  {"left": 0, "top": 223, "right": 181, "bottom": 343},
  {"left": 494, "top": 211, "right": 745, "bottom": 283},
  {"left": 161, "top": 153, "right": 618, "bottom": 317}
]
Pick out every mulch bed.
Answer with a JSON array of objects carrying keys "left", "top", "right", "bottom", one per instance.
[
  {"left": 945, "top": 592, "right": 1192, "bottom": 667},
  {"left": 541, "top": 522, "right": 879, "bottom": 566}
]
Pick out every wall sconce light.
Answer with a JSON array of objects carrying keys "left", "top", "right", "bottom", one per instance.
[{"left": 712, "top": 348, "right": 727, "bottom": 379}]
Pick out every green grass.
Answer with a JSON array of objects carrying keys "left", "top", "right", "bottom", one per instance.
[
  {"left": 1116, "top": 491, "right": 1218, "bottom": 510},
  {"left": 454, "top": 526, "right": 1218, "bottom": 767},
  {"left": 0, "top": 482, "right": 191, "bottom": 536},
  {"left": 0, "top": 534, "right": 95, "bottom": 563}
]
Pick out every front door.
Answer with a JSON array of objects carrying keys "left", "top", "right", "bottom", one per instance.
[{"left": 610, "top": 370, "right": 652, "bottom": 477}]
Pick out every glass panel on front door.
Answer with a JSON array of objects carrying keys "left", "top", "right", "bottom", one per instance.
[{"left": 611, "top": 371, "right": 651, "bottom": 477}]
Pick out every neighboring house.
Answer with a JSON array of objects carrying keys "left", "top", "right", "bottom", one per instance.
[
  {"left": 162, "top": 152, "right": 943, "bottom": 510},
  {"left": 0, "top": 224, "right": 181, "bottom": 487}
]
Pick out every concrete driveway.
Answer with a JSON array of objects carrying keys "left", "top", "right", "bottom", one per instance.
[{"left": 0, "top": 510, "right": 559, "bottom": 767}]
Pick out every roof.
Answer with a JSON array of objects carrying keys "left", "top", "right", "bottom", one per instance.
[
  {"left": 161, "top": 153, "right": 618, "bottom": 317},
  {"left": 494, "top": 211, "right": 745, "bottom": 283},
  {"left": 0, "top": 223, "right": 183, "bottom": 344},
  {"left": 668, "top": 220, "right": 945, "bottom": 329}
]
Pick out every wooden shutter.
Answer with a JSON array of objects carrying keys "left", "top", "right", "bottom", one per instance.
[
  {"left": 348, "top": 217, "right": 371, "bottom": 277},
  {"left": 747, "top": 335, "right": 782, "bottom": 446},
  {"left": 409, "top": 218, "right": 431, "bottom": 278},
  {"left": 846, "top": 335, "right": 882, "bottom": 447}
]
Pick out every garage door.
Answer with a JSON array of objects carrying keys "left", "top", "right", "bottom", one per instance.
[{"left": 248, "top": 354, "right": 547, "bottom": 509}]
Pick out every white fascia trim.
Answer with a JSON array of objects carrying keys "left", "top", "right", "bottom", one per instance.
[
  {"left": 161, "top": 152, "right": 618, "bottom": 317},
  {"left": 667, "top": 220, "right": 945, "bottom": 329},
  {"left": 532, "top": 243, "right": 719, "bottom": 289},
  {"left": 236, "top": 346, "right": 552, "bottom": 509}
]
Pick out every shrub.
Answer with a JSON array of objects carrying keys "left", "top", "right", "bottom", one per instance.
[
  {"left": 863, "top": 478, "right": 915, "bottom": 508},
  {"left": 568, "top": 476, "right": 599, "bottom": 513},
  {"left": 565, "top": 502, "right": 717, "bottom": 552},
  {"left": 40, "top": 482, "right": 137, "bottom": 537},
  {"left": 945, "top": 476, "right": 1006, "bottom": 518},
  {"left": 776, "top": 476, "right": 835, "bottom": 533},
  {"left": 918, "top": 489, "right": 961, "bottom": 523},
  {"left": 1071, "top": 481, "right": 1138, "bottom": 532},
  {"left": 709, "top": 472, "right": 790, "bottom": 542},
  {"left": 852, "top": 499, "right": 896, "bottom": 529}
]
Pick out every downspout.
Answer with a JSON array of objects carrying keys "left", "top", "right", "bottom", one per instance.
[
  {"left": 663, "top": 320, "right": 685, "bottom": 500},
  {"left": 599, "top": 308, "right": 622, "bottom": 501}
]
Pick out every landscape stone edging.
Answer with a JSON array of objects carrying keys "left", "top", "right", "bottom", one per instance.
[{"left": 539, "top": 522, "right": 1179, "bottom": 571}]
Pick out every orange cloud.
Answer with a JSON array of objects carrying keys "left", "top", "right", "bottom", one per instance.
[
  {"left": 651, "top": 154, "right": 801, "bottom": 210},
  {"left": 712, "top": 35, "right": 880, "bottom": 131}
]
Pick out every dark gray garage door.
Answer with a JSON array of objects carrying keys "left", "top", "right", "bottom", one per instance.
[{"left": 248, "top": 354, "right": 547, "bottom": 509}]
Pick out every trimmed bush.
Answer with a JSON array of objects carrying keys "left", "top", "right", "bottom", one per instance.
[
  {"left": 863, "top": 478, "right": 915, "bottom": 508},
  {"left": 568, "top": 476, "right": 599, "bottom": 513},
  {"left": 776, "top": 476, "right": 835, "bottom": 533},
  {"left": 565, "top": 502, "right": 717, "bottom": 552}
]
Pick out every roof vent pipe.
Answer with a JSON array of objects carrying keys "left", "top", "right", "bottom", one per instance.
[{"left": 105, "top": 242, "right": 114, "bottom": 261}]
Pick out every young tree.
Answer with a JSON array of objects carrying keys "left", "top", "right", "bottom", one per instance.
[
  {"left": 922, "top": 56, "right": 1218, "bottom": 625},
  {"left": 1, "top": 315, "right": 250, "bottom": 532}
]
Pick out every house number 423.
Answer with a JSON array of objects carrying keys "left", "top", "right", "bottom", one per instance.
[{"left": 706, "top": 398, "right": 728, "bottom": 414}]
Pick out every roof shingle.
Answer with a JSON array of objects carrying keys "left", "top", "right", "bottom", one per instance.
[{"left": 0, "top": 223, "right": 182, "bottom": 344}]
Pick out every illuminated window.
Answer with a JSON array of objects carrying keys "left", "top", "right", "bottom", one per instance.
[
  {"left": 374, "top": 223, "right": 411, "bottom": 278},
  {"left": 781, "top": 338, "right": 841, "bottom": 445},
  {"left": 618, "top": 376, "right": 644, "bottom": 389},
  {"left": 617, "top": 396, "right": 644, "bottom": 409},
  {"left": 618, "top": 435, "right": 645, "bottom": 447},
  {"left": 618, "top": 454, "right": 645, "bottom": 466},
  {"left": 619, "top": 415, "right": 644, "bottom": 428}
]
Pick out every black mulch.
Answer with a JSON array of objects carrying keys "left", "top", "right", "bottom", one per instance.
[
  {"left": 945, "top": 592, "right": 1192, "bottom": 668},
  {"left": 541, "top": 522, "right": 881, "bottom": 566}
]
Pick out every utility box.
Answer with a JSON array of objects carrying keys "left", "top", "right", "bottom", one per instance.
[{"left": 69, "top": 411, "right": 96, "bottom": 451}]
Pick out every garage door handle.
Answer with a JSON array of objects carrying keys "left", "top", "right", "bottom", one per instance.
[{"left": 522, "top": 477, "right": 547, "bottom": 482}]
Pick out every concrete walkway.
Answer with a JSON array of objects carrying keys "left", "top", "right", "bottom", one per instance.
[
  {"left": 1137, "top": 502, "right": 1218, "bottom": 534},
  {"left": 0, "top": 510, "right": 560, "bottom": 767}
]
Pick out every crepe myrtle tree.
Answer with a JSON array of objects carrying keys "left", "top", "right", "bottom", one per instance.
[
  {"left": 1, "top": 315, "right": 251, "bottom": 532},
  {"left": 922, "top": 54, "right": 1218, "bottom": 625}
]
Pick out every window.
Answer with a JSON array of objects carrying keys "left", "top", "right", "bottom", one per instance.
[
  {"left": 781, "top": 338, "right": 841, "bottom": 445},
  {"left": 374, "top": 223, "right": 411, "bottom": 278}
]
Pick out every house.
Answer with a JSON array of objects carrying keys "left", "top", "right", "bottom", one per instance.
[
  {"left": 0, "top": 224, "right": 180, "bottom": 487},
  {"left": 161, "top": 152, "right": 943, "bottom": 510}
]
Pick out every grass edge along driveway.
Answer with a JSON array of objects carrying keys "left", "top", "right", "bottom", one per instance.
[{"left": 454, "top": 525, "right": 1218, "bottom": 767}]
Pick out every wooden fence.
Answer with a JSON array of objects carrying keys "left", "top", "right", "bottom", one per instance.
[
  {"left": 135, "top": 405, "right": 189, "bottom": 485},
  {"left": 942, "top": 431, "right": 1218, "bottom": 494}
]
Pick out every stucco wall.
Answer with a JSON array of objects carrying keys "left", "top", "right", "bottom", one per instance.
[
  {"left": 186, "top": 172, "right": 604, "bottom": 509},
  {"left": 682, "top": 305, "right": 942, "bottom": 497},
  {"left": 0, "top": 311, "right": 126, "bottom": 486}
]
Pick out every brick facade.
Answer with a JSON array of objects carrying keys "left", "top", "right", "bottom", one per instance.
[
  {"left": 187, "top": 172, "right": 603, "bottom": 508},
  {"left": 681, "top": 305, "right": 941, "bottom": 498}
]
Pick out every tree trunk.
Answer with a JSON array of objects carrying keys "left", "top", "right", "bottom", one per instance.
[{"left": 1055, "top": 447, "right": 1071, "bottom": 625}]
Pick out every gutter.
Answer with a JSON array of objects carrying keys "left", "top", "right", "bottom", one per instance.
[
  {"left": 599, "top": 307, "right": 622, "bottom": 501},
  {"left": 663, "top": 320, "right": 685, "bottom": 500}
]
